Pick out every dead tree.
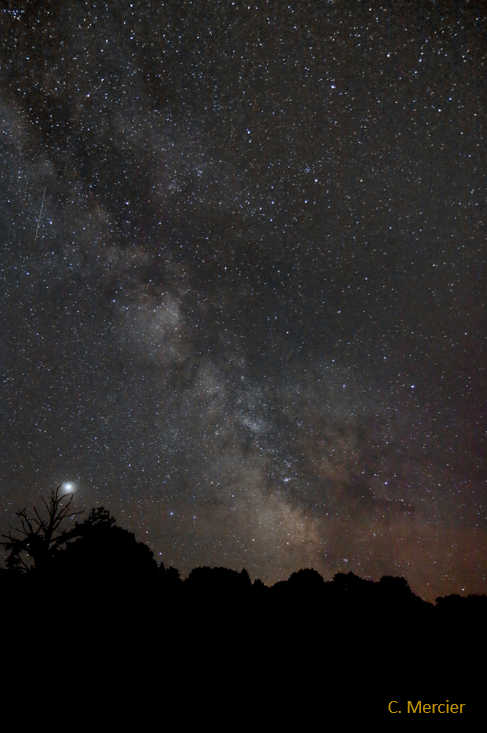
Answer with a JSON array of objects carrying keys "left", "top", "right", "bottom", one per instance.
[{"left": 1, "top": 485, "right": 85, "bottom": 572}]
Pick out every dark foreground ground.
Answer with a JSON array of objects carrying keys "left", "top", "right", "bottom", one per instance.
[{"left": 1, "top": 566, "right": 483, "bottom": 720}]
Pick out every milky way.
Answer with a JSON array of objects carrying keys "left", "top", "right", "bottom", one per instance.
[{"left": 1, "top": 1, "right": 486, "bottom": 600}]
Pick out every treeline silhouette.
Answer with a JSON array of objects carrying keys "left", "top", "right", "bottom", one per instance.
[{"left": 1, "top": 489, "right": 484, "bottom": 691}]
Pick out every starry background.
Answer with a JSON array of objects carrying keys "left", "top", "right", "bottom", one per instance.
[{"left": 1, "top": 0, "right": 486, "bottom": 601}]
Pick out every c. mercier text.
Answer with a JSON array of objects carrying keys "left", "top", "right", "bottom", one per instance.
[{"left": 388, "top": 701, "right": 466, "bottom": 714}]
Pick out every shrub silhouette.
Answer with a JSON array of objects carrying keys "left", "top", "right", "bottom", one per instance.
[
  {"left": 185, "top": 566, "right": 251, "bottom": 595},
  {"left": 332, "top": 571, "right": 374, "bottom": 596},
  {"left": 52, "top": 508, "right": 158, "bottom": 587},
  {"left": 158, "top": 562, "right": 182, "bottom": 589},
  {"left": 378, "top": 574, "right": 412, "bottom": 598},
  {"left": 288, "top": 567, "right": 325, "bottom": 591}
]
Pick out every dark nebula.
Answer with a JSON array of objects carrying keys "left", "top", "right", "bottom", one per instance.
[{"left": 1, "top": 0, "right": 486, "bottom": 600}]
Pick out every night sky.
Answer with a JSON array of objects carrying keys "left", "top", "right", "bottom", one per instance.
[{"left": 1, "top": 0, "right": 486, "bottom": 601}]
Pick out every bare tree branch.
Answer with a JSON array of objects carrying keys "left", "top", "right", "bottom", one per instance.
[
  {"left": 1, "top": 485, "right": 86, "bottom": 572},
  {"left": 32, "top": 504, "right": 46, "bottom": 528}
]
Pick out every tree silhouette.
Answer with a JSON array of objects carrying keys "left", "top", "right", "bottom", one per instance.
[
  {"left": 185, "top": 566, "right": 251, "bottom": 594},
  {"left": 1, "top": 485, "right": 84, "bottom": 572},
  {"left": 288, "top": 568, "right": 325, "bottom": 591},
  {"left": 54, "top": 515, "right": 158, "bottom": 586}
]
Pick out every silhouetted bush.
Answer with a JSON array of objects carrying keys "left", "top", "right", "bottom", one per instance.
[{"left": 185, "top": 566, "right": 251, "bottom": 595}]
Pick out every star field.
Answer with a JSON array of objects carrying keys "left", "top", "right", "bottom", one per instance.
[{"left": 1, "top": 0, "right": 486, "bottom": 601}]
